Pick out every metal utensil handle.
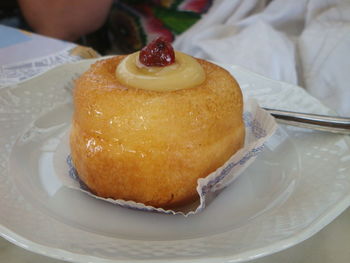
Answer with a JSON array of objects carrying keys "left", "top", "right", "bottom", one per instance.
[{"left": 264, "top": 108, "right": 350, "bottom": 135}]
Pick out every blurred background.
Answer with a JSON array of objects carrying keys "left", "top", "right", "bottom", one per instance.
[
  {"left": 0, "top": 0, "right": 212, "bottom": 55},
  {"left": 1, "top": 0, "right": 349, "bottom": 116}
]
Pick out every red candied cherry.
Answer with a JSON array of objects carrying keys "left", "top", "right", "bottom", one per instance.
[{"left": 139, "top": 37, "right": 175, "bottom": 67}]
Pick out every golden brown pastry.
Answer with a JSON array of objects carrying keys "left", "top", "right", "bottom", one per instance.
[{"left": 70, "top": 39, "right": 245, "bottom": 208}]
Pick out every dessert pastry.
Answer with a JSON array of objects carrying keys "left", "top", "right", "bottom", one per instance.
[{"left": 70, "top": 38, "right": 245, "bottom": 208}]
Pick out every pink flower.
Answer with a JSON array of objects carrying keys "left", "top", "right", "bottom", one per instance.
[{"left": 178, "top": 0, "right": 213, "bottom": 13}]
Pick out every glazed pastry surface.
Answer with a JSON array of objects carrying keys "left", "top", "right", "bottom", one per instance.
[{"left": 70, "top": 55, "right": 245, "bottom": 208}]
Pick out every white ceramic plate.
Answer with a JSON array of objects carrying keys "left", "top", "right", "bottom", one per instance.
[{"left": 0, "top": 59, "right": 350, "bottom": 263}]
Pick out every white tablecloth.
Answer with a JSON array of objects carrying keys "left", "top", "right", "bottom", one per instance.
[{"left": 174, "top": 0, "right": 350, "bottom": 116}]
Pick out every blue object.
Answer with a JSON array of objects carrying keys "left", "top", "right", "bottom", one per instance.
[{"left": 0, "top": 25, "right": 31, "bottom": 48}]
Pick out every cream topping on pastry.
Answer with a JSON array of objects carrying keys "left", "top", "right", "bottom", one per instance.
[{"left": 115, "top": 51, "right": 205, "bottom": 92}]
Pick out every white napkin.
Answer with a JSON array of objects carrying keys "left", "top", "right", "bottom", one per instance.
[{"left": 174, "top": 0, "right": 350, "bottom": 116}]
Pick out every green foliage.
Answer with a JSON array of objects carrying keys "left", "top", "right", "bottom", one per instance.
[{"left": 154, "top": 7, "right": 200, "bottom": 35}]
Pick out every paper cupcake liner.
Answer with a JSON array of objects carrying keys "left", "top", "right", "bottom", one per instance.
[{"left": 55, "top": 98, "right": 277, "bottom": 216}]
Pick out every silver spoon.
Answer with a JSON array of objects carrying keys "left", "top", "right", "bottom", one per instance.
[{"left": 264, "top": 108, "right": 350, "bottom": 135}]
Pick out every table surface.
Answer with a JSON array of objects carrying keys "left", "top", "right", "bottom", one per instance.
[{"left": 0, "top": 25, "right": 349, "bottom": 263}]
